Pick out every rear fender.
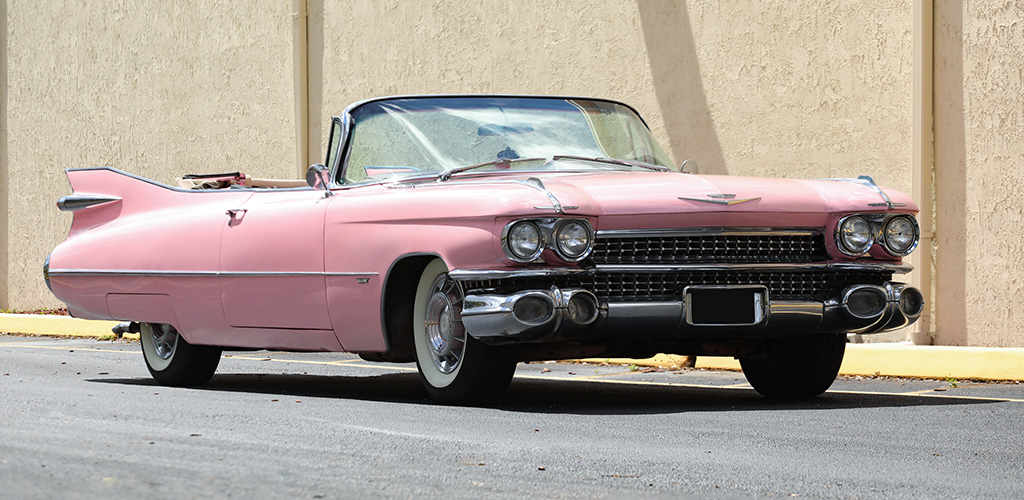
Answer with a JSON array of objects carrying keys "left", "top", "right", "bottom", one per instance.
[{"left": 59, "top": 167, "right": 250, "bottom": 236}]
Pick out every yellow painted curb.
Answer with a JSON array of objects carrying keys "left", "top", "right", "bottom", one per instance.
[
  {"left": 840, "top": 343, "right": 1024, "bottom": 381},
  {"left": 583, "top": 343, "right": 1024, "bottom": 381},
  {"left": 4, "top": 313, "right": 1022, "bottom": 381},
  {"left": 0, "top": 313, "right": 121, "bottom": 338}
]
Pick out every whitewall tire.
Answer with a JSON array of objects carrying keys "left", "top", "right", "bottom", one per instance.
[{"left": 413, "top": 259, "right": 516, "bottom": 403}]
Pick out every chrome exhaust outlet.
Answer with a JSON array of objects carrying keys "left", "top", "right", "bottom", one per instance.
[
  {"left": 561, "top": 290, "right": 599, "bottom": 325},
  {"left": 896, "top": 285, "right": 924, "bottom": 317},
  {"left": 511, "top": 292, "right": 557, "bottom": 325},
  {"left": 878, "top": 284, "right": 924, "bottom": 330},
  {"left": 842, "top": 284, "right": 889, "bottom": 320},
  {"left": 461, "top": 287, "right": 600, "bottom": 342}
]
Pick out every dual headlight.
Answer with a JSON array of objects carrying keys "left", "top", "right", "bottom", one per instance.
[
  {"left": 836, "top": 214, "right": 919, "bottom": 257},
  {"left": 502, "top": 218, "right": 594, "bottom": 263}
]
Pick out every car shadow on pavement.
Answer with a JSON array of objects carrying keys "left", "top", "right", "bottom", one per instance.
[
  {"left": 498, "top": 377, "right": 1002, "bottom": 414},
  {"left": 89, "top": 372, "right": 1005, "bottom": 415}
]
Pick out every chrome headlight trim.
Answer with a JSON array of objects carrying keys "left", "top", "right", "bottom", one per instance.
[
  {"left": 836, "top": 215, "right": 875, "bottom": 256},
  {"left": 553, "top": 219, "right": 595, "bottom": 262},
  {"left": 502, "top": 221, "right": 545, "bottom": 262},
  {"left": 501, "top": 218, "right": 595, "bottom": 263},
  {"left": 881, "top": 215, "right": 920, "bottom": 257}
]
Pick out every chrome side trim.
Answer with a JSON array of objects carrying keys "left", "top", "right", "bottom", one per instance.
[
  {"left": 449, "top": 268, "right": 590, "bottom": 281},
  {"left": 57, "top": 194, "right": 122, "bottom": 212},
  {"left": 46, "top": 269, "right": 378, "bottom": 278}
]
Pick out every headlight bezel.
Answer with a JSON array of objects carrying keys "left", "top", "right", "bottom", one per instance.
[
  {"left": 881, "top": 215, "right": 920, "bottom": 257},
  {"left": 554, "top": 219, "right": 594, "bottom": 261},
  {"left": 834, "top": 213, "right": 920, "bottom": 258},
  {"left": 836, "top": 215, "right": 875, "bottom": 256},
  {"left": 502, "top": 220, "right": 545, "bottom": 262},
  {"left": 501, "top": 218, "right": 594, "bottom": 263}
]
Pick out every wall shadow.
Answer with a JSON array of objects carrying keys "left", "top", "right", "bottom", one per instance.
[
  {"left": 307, "top": 0, "right": 324, "bottom": 166},
  {"left": 636, "top": 1, "right": 726, "bottom": 174},
  {"left": 933, "top": 3, "right": 967, "bottom": 345}
]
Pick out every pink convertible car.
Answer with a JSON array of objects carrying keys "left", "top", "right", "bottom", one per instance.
[{"left": 45, "top": 95, "right": 923, "bottom": 402}]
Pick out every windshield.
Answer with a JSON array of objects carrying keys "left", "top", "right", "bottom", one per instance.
[{"left": 341, "top": 96, "right": 675, "bottom": 184}]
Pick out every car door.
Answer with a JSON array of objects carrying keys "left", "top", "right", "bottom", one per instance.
[{"left": 219, "top": 190, "right": 334, "bottom": 330}]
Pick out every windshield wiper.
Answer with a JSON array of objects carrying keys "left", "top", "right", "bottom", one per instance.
[
  {"left": 438, "top": 157, "right": 547, "bottom": 181},
  {"left": 551, "top": 155, "right": 670, "bottom": 172}
]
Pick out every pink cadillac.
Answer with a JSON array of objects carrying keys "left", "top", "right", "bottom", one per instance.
[{"left": 45, "top": 95, "right": 923, "bottom": 403}]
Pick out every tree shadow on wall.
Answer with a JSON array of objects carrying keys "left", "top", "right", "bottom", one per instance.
[{"left": 636, "top": 1, "right": 727, "bottom": 175}]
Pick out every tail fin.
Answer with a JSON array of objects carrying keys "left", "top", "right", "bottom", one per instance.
[{"left": 60, "top": 167, "right": 183, "bottom": 236}]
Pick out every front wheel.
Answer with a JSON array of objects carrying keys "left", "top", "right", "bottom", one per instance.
[
  {"left": 140, "top": 322, "right": 222, "bottom": 387},
  {"left": 413, "top": 259, "right": 517, "bottom": 404},
  {"left": 739, "top": 333, "right": 846, "bottom": 399}
]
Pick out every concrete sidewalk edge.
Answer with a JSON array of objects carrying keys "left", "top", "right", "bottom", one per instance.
[{"left": 2, "top": 314, "right": 1022, "bottom": 381}]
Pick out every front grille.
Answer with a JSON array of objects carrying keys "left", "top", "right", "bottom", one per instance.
[
  {"left": 592, "top": 233, "right": 828, "bottom": 265},
  {"left": 461, "top": 270, "right": 891, "bottom": 302}
]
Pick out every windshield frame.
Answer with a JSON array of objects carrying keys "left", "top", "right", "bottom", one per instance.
[{"left": 331, "top": 94, "right": 674, "bottom": 186}]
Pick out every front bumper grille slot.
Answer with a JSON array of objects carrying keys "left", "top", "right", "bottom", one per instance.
[{"left": 461, "top": 270, "right": 892, "bottom": 302}]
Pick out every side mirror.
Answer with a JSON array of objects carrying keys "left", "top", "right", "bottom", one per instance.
[
  {"left": 680, "top": 159, "right": 699, "bottom": 174},
  {"left": 306, "top": 164, "right": 334, "bottom": 197}
]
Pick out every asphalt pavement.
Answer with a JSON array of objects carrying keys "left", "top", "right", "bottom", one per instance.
[{"left": 2, "top": 335, "right": 1023, "bottom": 499}]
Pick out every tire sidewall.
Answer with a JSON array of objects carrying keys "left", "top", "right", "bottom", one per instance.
[
  {"left": 413, "top": 259, "right": 463, "bottom": 389},
  {"left": 141, "top": 322, "right": 176, "bottom": 373}
]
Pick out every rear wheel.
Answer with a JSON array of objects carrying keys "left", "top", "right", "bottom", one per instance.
[
  {"left": 140, "top": 322, "right": 222, "bottom": 387},
  {"left": 739, "top": 333, "right": 846, "bottom": 399},
  {"left": 413, "top": 259, "right": 517, "bottom": 404}
]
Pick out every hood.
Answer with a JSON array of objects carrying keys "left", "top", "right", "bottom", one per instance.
[
  {"left": 518, "top": 171, "right": 918, "bottom": 229},
  {"left": 358, "top": 170, "right": 917, "bottom": 230}
]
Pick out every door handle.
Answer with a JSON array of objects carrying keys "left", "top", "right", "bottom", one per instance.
[{"left": 226, "top": 208, "right": 248, "bottom": 218}]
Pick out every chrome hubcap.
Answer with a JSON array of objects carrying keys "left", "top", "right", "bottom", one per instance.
[
  {"left": 151, "top": 324, "right": 178, "bottom": 360},
  {"left": 424, "top": 275, "right": 466, "bottom": 374}
]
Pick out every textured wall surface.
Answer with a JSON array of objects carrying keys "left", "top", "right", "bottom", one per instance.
[
  {"left": 5, "top": 1, "right": 295, "bottom": 309},
  {"left": 686, "top": 2, "right": 915, "bottom": 192},
  {"left": 318, "top": 1, "right": 914, "bottom": 190},
  {"left": 935, "top": 1, "right": 1024, "bottom": 346}
]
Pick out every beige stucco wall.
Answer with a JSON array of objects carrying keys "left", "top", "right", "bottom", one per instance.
[
  {"left": 317, "top": 1, "right": 913, "bottom": 188},
  {"left": 934, "top": 1, "right": 1024, "bottom": 347},
  {"left": 4, "top": 1, "right": 296, "bottom": 310},
  {"left": 3, "top": 1, "right": 1022, "bottom": 346}
]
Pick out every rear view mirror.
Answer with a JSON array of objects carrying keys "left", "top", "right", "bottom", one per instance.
[
  {"left": 306, "top": 164, "right": 334, "bottom": 197},
  {"left": 680, "top": 159, "right": 699, "bottom": 174}
]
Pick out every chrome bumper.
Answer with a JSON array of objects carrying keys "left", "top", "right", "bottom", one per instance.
[{"left": 456, "top": 278, "right": 923, "bottom": 344}]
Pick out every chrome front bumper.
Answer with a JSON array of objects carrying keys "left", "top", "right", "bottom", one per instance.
[{"left": 454, "top": 269, "right": 923, "bottom": 344}]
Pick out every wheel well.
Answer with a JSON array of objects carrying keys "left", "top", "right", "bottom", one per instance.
[{"left": 378, "top": 255, "right": 439, "bottom": 362}]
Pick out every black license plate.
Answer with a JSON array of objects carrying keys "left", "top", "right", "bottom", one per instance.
[{"left": 685, "top": 286, "right": 766, "bottom": 326}]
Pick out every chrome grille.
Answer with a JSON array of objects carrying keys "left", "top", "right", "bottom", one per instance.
[
  {"left": 461, "top": 270, "right": 891, "bottom": 302},
  {"left": 592, "top": 232, "right": 828, "bottom": 264}
]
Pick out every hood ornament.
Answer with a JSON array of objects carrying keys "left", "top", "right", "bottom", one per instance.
[
  {"left": 679, "top": 193, "right": 762, "bottom": 206},
  {"left": 820, "top": 175, "right": 906, "bottom": 209}
]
